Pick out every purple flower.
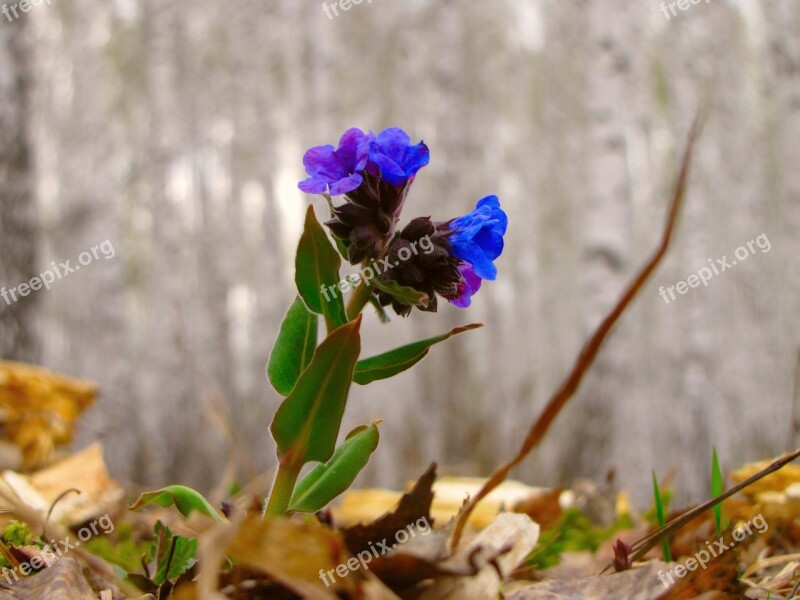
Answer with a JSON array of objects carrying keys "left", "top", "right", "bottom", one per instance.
[
  {"left": 298, "top": 128, "right": 372, "bottom": 196},
  {"left": 367, "top": 127, "right": 430, "bottom": 188},
  {"left": 450, "top": 263, "right": 483, "bottom": 308},
  {"left": 447, "top": 195, "right": 507, "bottom": 281}
]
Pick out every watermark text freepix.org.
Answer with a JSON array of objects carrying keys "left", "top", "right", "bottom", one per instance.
[
  {"left": 658, "top": 233, "right": 770, "bottom": 305},
  {"left": 660, "top": 0, "right": 711, "bottom": 21},
  {"left": 2, "top": 514, "right": 115, "bottom": 585},
  {"left": 1, "top": 239, "right": 116, "bottom": 307},
  {"left": 657, "top": 514, "right": 767, "bottom": 588},
  {"left": 2, "top": 0, "right": 54, "bottom": 23},
  {"left": 321, "top": 235, "right": 434, "bottom": 303},
  {"left": 319, "top": 516, "right": 431, "bottom": 587},
  {"left": 321, "top": 0, "right": 374, "bottom": 20}
]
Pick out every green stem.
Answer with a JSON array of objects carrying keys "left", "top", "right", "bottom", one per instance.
[
  {"left": 346, "top": 282, "right": 372, "bottom": 320},
  {"left": 263, "top": 454, "right": 302, "bottom": 517}
]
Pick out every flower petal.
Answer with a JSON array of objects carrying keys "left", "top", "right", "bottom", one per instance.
[
  {"left": 329, "top": 173, "right": 364, "bottom": 196},
  {"left": 302, "top": 145, "right": 340, "bottom": 177},
  {"left": 451, "top": 263, "right": 483, "bottom": 308},
  {"left": 298, "top": 177, "right": 330, "bottom": 194},
  {"left": 375, "top": 127, "right": 412, "bottom": 157},
  {"left": 337, "top": 128, "right": 371, "bottom": 171}
]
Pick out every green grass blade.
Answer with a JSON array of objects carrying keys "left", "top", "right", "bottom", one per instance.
[
  {"left": 652, "top": 471, "right": 672, "bottom": 562},
  {"left": 712, "top": 448, "right": 728, "bottom": 533}
]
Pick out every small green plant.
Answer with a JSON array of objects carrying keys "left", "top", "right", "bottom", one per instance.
[
  {"left": 262, "top": 127, "right": 506, "bottom": 516},
  {"left": 130, "top": 127, "right": 508, "bottom": 521},
  {"left": 123, "top": 521, "right": 197, "bottom": 599},
  {"left": 526, "top": 508, "right": 633, "bottom": 570},
  {"left": 2, "top": 520, "right": 34, "bottom": 547},
  {"left": 652, "top": 471, "right": 672, "bottom": 563}
]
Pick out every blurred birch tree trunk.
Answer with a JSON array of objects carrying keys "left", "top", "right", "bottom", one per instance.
[
  {"left": 0, "top": 15, "right": 38, "bottom": 362},
  {"left": 0, "top": 0, "right": 797, "bottom": 505}
]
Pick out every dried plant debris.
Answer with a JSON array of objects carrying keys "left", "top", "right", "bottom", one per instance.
[
  {"left": 0, "top": 557, "right": 98, "bottom": 600},
  {"left": 3, "top": 447, "right": 800, "bottom": 598},
  {"left": 0, "top": 361, "right": 96, "bottom": 470},
  {"left": 341, "top": 463, "right": 436, "bottom": 556},
  {"left": 0, "top": 443, "right": 125, "bottom": 528}
]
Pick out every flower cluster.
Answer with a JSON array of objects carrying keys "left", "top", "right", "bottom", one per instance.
[{"left": 298, "top": 127, "right": 507, "bottom": 315}]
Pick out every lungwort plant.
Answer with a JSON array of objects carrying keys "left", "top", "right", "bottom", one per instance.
[{"left": 262, "top": 126, "right": 508, "bottom": 516}]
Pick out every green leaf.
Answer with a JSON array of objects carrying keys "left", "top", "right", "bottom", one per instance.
[
  {"left": 129, "top": 485, "right": 222, "bottom": 522},
  {"left": 332, "top": 233, "right": 350, "bottom": 262},
  {"left": 267, "top": 297, "right": 318, "bottom": 396},
  {"left": 353, "top": 324, "right": 483, "bottom": 385},
  {"left": 151, "top": 521, "right": 197, "bottom": 585},
  {"left": 270, "top": 316, "right": 362, "bottom": 465},
  {"left": 295, "top": 205, "right": 347, "bottom": 329},
  {"left": 289, "top": 422, "right": 381, "bottom": 513},
  {"left": 371, "top": 278, "right": 429, "bottom": 307}
]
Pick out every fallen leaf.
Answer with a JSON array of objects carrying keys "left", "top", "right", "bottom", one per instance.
[
  {"left": 0, "top": 443, "right": 124, "bottom": 527},
  {"left": 0, "top": 557, "right": 97, "bottom": 600},
  {"left": 0, "top": 361, "right": 96, "bottom": 469},
  {"left": 507, "top": 560, "right": 670, "bottom": 600},
  {"left": 226, "top": 515, "right": 355, "bottom": 599},
  {"left": 416, "top": 513, "right": 540, "bottom": 600},
  {"left": 342, "top": 463, "right": 436, "bottom": 556},
  {"left": 657, "top": 531, "right": 744, "bottom": 599}
]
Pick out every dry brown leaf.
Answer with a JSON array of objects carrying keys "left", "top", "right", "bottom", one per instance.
[
  {"left": 342, "top": 464, "right": 436, "bottom": 556},
  {"left": 0, "top": 557, "right": 96, "bottom": 600},
  {"left": 656, "top": 532, "right": 744, "bottom": 600},
  {"left": 515, "top": 487, "right": 564, "bottom": 531},
  {"left": 365, "top": 525, "right": 470, "bottom": 590},
  {"left": 335, "top": 476, "right": 544, "bottom": 530},
  {"left": 226, "top": 515, "right": 356, "bottom": 599},
  {"left": 0, "top": 361, "right": 96, "bottom": 470},
  {"left": 507, "top": 561, "right": 670, "bottom": 600},
  {"left": 414, "top": 513, "right": 539, "bottom": 600},
  {"left": 0, "top": 443, "right": 124, "bottom": 527},
  {"left": 731, "top": 457, "right": 800, "bottom": 497}
]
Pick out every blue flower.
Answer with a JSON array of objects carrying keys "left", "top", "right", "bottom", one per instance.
[
  {"left": 450, "top": 262, "right": 483, "bottom": 308},
  {"left": 298, "top": 128, "right": 372, "bottom": 196},
  {"left": 367, "top": 127, "right": 430, "bottom": 188},
  {"left": 447, "top": 195, "right": 508, "bottom": 281}
]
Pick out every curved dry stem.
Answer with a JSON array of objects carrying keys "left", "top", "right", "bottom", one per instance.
[{"left": 449, "top": 116, "right": 704, "bottom": 552}]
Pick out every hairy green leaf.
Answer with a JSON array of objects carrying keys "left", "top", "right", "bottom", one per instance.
[
  {"left": 371, "top": 278, "right": 429, "bottom": 307},
  {"left": 270, "top": 316, "right": 362, "bottom": 465},
  {"left": 289, "top": 422, "right": 380, "bottom": 513},
  {"left": 353, "top": 324, "right": 483, "bottom": 385},
  {"left": 295, "top": 206, "right": 347, "bottom": 329},
  {"left": 267, "top": 297, "right": 318, "bottom": 396}
]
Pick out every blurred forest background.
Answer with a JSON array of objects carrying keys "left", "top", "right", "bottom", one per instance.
[{"left": 0, "top": 0, "right": 798, "bottom": 506}]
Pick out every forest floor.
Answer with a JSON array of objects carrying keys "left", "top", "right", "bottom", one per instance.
[{"left": 0, "top": 433, "right": 798, "bottom": 599}]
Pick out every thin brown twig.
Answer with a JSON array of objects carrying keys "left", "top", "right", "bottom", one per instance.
[
  {"left": 789, "top": 575, "right": 800, "bottom": 599},
  {"left": 449, "top": 117, "right": 704, "bottom": 552}
]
